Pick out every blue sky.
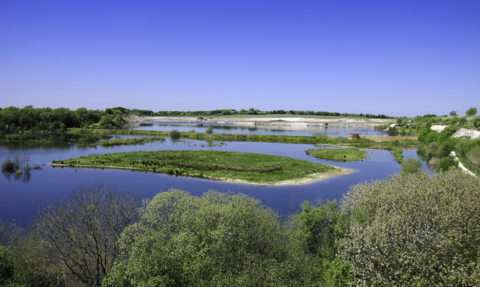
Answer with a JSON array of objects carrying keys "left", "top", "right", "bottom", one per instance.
[{"left": 1, "top": 0, "right": 479, "bottom": 117}]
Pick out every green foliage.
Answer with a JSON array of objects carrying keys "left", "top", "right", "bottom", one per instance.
[
  {"left": 466, "top": 145, "right": 480, "bottom": 165},
  {"left": 449, "top": 110, "right": 458, "bottom": 117},
  {"left": 1, "top": 157, "right": 15, "bottom": 172},
  {"left": 340, "top": 170, "right": 480, "bottom": 286},
  {"left": 170, "top": 129, "right": 180, "bottom": 139},
  {"left": 435, "top": 155, "right": 458, "bottom": 172},
  {"left": 306, "top": 148, "right": 367, "bottom": 161},
  {"left": 436, "top": 138, "right": 456, "bottom": 157},
  {"left": 392, "top": 149, "right": 404, "bottom": 164},
  {"left": 105, "top": 190, "right": 318, "bottom": 286},
  {"left": 466, "top": 107, "right": 477, "bottom": 116},
  {"left": 401, "top": 157, "right": 422, "bottom": 173},
  {"left": 425, "top": 141, "right": 439, "bottom": 157},
  {"left": 98, "top": 136, "right": 165, "bottom": 147},
  {"left": 205, "top": 125, "right": 213, "bottom": 134},
  {"left": 54, "top": 150, "right": 336, "bottom": 184}
]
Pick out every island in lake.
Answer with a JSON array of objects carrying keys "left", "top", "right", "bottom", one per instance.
[{"left": 49, "top": 150, "right": 354, "bottom": 186}]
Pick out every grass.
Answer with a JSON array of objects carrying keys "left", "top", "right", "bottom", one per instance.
[
  {"left": 98, "top": 136, "right": 165, "bottom": 147},
  {"left": 50, "top": 150, "right": 336, "bottom": 183},
  {"left": 306, "top": 148, "right": 368, "bottom": 161}
]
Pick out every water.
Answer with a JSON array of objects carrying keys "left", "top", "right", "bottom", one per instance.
[
  {"left": 0, "top": 132, "right": 428, "bottom": 226},
  {"left": 129, "top": 122, "right": 388, "bottom": 137}
]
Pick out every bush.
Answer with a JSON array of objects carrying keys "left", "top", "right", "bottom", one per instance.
[
  {"left": 425, "top": 141, "right": 439, "bottom": 157},
  {"left": 205, "top": 125, "right": 213, "bottom": 134},
  {"left": 340, "top": 170, "right": 480, "bottom": 286},
  {"left": 105, "top": 190, "right": 318, "bottom": 286},
  {"left": 1, "top": 157, "right": 15, "bottom": 172},
  {"left": 466, "top": 145, "right": 480, "bottom": 165},
  {"left": 170, "top": 129, "right": 180, "bottom": 139},
  {"left": 401, "top": 157, "right": 422, "bottom": 173},
  {"left": 436, "top": 139, "right": 456, "bottom": 157},
  {"left": 434, "top": 155, "right": 458, "bottom": 172}
]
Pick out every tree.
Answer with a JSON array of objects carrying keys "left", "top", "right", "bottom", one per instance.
[
  {"left": 449, "top": 110, "right": 458, "bottom": 117},
  {"left": 105, "top": 190, "right": 316, "bottom": 286},
  {"left": 466, "top": 107, "right": 477, "bottom": 117},
  {"left": 170, "top": 129, "right": 180, "bottom": 139},
  {"left": 340, "top": 170, "right": 480, "bottom": 286},
  {"left": 35, "top": 183, "right": 141, "bottom": 286}
]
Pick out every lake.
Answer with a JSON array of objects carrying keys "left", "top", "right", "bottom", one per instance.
[
  {"left": 0, "top": 129, "right": 427, "bottom": 226},
  {"left": 128, "top": 121, "right": 388, "bottom": 137}
]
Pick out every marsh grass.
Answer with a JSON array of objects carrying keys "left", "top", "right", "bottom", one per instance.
[
  {"left": 52, "top": 150, "right": 335, "bottom": 183},
  {"left": 306, "top": 148, "right": 367, "bottom": 161},
  {"left": 98, "top": 136, "right": 165, "bottom": 147}
]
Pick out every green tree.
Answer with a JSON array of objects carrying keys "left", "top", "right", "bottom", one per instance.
[
  {"left": 340, "top": 170, "right": 480, "bottom": 286},
  {"left": 449, "top": 110, "right": 458, "bottom": 117},
  {"left": 105, "top": 190, "right": 317, "bottom": 286},
  {"left": 466, "top": 107, "right": 477, "bottom": 116}
]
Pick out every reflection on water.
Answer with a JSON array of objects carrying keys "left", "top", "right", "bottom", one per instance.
[{"left": 128, "top": 121, "right": 388, "bottom": 137}]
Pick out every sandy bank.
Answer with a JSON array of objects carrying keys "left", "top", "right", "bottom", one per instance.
[
  {"left": 130, "top": 115, "right": 394, "bottom": 128},
  {"left": 49, "top": 163, "right": 355, "bottom": 186}
]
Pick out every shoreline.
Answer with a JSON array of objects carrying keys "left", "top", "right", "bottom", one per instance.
[
  {"left": 125, "top": 114, "right": 395, "bottom": 128},
  {"left": 49, "top": 163, "right": 355, "bottom": 186}
]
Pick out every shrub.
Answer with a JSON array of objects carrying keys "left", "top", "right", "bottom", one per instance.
[
  {"left": 401, "top": 157, "right": 422, "bottom": 173},
  {"left": 170, "top": 129, "right": 180, "bottom": 139},
  {"left": 340, "top": 170, "right": 480, "bottom": 286},
  {"left": 425, "top": 141, "right": 439, "bottom": 157},
  {"left": 436, "top": 139, "right": 456, "bottom": 157},
  {"left": 434, "top": 155, "right": 458, "bottom": 172},
  {"left": 1, "top": 157, "right": 15, "bottom": 172},
  {"left": 105, "top": 190, "right": 317, "bottom": 286},
  {"left": 205, "top": 125, "right": 213, "bottom": 134},
  {"left": 466, "top": 145, "right": 480, "bottom": 165}
]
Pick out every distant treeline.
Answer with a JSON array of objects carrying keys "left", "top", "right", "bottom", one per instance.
[
  {"left": 0, "top": 105, "right": 391, "bottom": 132},
  {"left": 130, "top": 107, "right": 392, "bottom": 118},
  {"left": 0, "top": 106, "right": 129, "bottom": 131}
]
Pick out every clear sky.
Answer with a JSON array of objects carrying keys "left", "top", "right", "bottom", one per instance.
[{"left": 1, "top": 0, "right": 479, "bottom": 117}]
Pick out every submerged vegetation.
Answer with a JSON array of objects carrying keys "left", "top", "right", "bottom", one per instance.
[
  {"left": 306, "top": 148, "right": 368, "bottom": 161},
  {"left": 1, "top": 169, "right": 479, "bottom": 286},
  {"left": 50, "top": 150, "right": 336, "bottom": 184}
]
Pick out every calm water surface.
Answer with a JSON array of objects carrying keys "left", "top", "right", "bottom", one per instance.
[
  {"left": 0, "top": 132, "right": 426, "bottom": 226},
  {"left": 130, "top": 122, "right": 388, "bottom": 137}
]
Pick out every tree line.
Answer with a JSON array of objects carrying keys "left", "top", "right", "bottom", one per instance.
[
  {"left": 0, "top": 106, "right": 131, "bottom": 132},
  {"left": 1, "top": 168, "right": 479, "bottom": 286},
  {"left": 131, "top": 107, "right": 392, "bottom": 118}
]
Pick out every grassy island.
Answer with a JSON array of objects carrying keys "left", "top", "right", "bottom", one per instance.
[
  {"left": 306, "top": 148, "right": 368, "bottom": 161},
  {"left": 50, "top": 150, "right": 352, "bottom": 185}
]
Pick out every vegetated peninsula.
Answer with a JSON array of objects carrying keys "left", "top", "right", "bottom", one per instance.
[
  {"left": 49, "top": 150, "right": 353, "bottom": 185},
  {"left": 306, "top": 148, "right": 368, "bottom": 161}
]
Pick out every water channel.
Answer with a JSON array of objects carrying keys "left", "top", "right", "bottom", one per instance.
[{"left": 0, "top": 126, "right": 427, "bottom": 227}]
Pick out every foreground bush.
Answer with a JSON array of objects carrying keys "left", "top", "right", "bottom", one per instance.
[
  {"left": 105, "top": 190, "right": 318, "bottom": 286},
  {"left": 401, "top": 157, "right": 422, "bottom": 173},
  {"left": 340, "top": 170, "right": 480, "bottom": 286}
]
